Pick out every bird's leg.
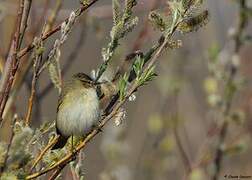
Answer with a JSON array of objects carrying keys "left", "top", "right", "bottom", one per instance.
[{"left": 71, "top": 135, "right": 77, "bottom": 161}]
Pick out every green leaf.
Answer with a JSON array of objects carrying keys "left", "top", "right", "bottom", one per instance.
[
  {"left": 118, "top": 74, "right": 129, "bottom": 101},
  {"left": 133, "top": 55, "right": 144, "bottom": 80}
]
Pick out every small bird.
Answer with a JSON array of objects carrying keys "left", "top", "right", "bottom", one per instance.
[{"left": 52, "top": 72, "right": 102, "bottom": 149}]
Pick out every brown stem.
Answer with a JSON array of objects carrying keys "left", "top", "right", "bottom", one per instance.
[
  {"left": 25, "top": 54, "right": 42, "bottom": 126},
  {"left": 0, "top": 0, "right": 25, "bottom": 124},
  {"left": 48, "top": 165, "right": 65, "bottom": 180},
  {"left": 19, "top": 0, "right": 33, "bottom": 48},
  {"left": 17, "top": 0, "right": 100, "bottom": 59},
  {"left": 174, "top": 126, "right": 192, "bottom": 174},
  {"left": 30, "top": 135, "right": 60, "bottom": 172},
  {"left": 38, "top": 19, "right": 87, "bottom": 99}
]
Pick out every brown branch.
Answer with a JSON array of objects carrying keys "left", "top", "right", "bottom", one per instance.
[
  {"left": 48, "top": 165, "right": 65, "bottom": 180},
  {"left": 0, "top": 0, "right": 50, "bottom": 122},
  {"left": 0, "top": 0, "right": 25, "bottom": 124},
  {"left": 17, "top": 0, "right": 100, "bottom": 59},
  {"left": 25, "top": 53, "right": 42, "bottom": 126},
  {"left": 30, "top": 135, "right": 59, "bottom": 172},
  {"left": 19, "top": 0, "right": 33, "bottom": 48},
  {"left": 38, "top": 19, "right": 88, "bottom": 99},
  {"left": 1, "top": 0, "right": 160, "bottom": 21},
  {"left": 44, "top": 0, "right": 63, "bottom": 34}
]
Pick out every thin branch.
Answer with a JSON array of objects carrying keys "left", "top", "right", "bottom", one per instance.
[
  {"left": 0, "top": 0, "right": 25, "bottom": 124},
  {"left": 44, "top": 0, "right": 63, "bottom": 34},
  {"left": 48, "top": 165, "right": 65, "bottom": 180},
  {"left": 30, "top": 135, "right": 59, "bottom": 172},
  {"left": 25, "top": 53, "right": 42, "bottom": 126},
  {"left": 19, "top": 0, "right": 33, "bottom": 48},
  {"left": 17, "top": 0, "right": 100, "bottom": 59},
  {"left": 38, "top": 19, "right": 87, "bottom": 99},
  {"left": 0, "top": 0, "right": 58, "bottom": 123}
]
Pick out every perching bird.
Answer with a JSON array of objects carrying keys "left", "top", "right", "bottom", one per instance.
[{"left": 51, "top": 73, "right": 102, "bottom": 149}]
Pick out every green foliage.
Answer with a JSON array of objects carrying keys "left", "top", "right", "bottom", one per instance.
[
  {"left": 96, "top": 0, "right": 138, "bottom": 81},
  {"left": 42, "top": 148, "right": 66, "bottom": 166},
  {"left": 132, "top": 55, "right": 157, "bottom": 87},
  {"left": 133, "top": 55, "right": 145, "bottom": 81},
  {"left": 137, "top": 65, "right": 156, "bottom": 86},
  {"left": 118, "top": 74, "right": 129, "bottom": 101}
]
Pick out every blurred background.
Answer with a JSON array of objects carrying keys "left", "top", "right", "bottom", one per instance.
[{"left": 0, "top": 0, "right": 251, "bottom": 179}]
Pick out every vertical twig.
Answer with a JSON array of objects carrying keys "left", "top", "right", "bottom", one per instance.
[
  {"left": 44, "top": 0, "right": 63, "bottom": 34},
  {"left": 0, "top": 0, "right": 25, "bottom": 124},
  {"left": 19, "top": 0, "right": 33, "bottom": 48},
  {"left": 25, "top": 52, "right": 42, "bottom": 126},
  {"left": 212, "top": 1, "right": 249, "bottom": 179},
  {"left": 37, "top": 19, "right": 87, "bottom": 99}
]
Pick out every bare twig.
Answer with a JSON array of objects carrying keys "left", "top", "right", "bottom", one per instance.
[
  {"left": 25, "top": 51, "right": 42, "bottom": 126},
  {"left": 1, "top": 0, "right": 59, "bottom": 123},
  {"left": 19, "top": 0, "right": 33, "bottom": 48},
  {"left": 0, "top": 0, "right": 25, "bottom": 124},
  {"left": 44, "top": 0, "right": 63, "bottom": 34},
  {"left": 17, "top": 0, "right": 100, "bottom": 59},
  {"left": 30, "top": 135, "right": 59, "bottom": 172},
  {"left": 48, "top": 165, "right": 65, "bottom": 180},
  {"left": 38, "top": 19, "right": 87, "bottom": 99}
]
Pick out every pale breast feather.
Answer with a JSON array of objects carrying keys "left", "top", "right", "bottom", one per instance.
[{"left": 56, "top": 88, "right": 100, "bottom": 137}]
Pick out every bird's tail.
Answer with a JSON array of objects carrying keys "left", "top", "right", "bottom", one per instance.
[{"left": 51, "top": 135, "right": 68, "bottom": 150}]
